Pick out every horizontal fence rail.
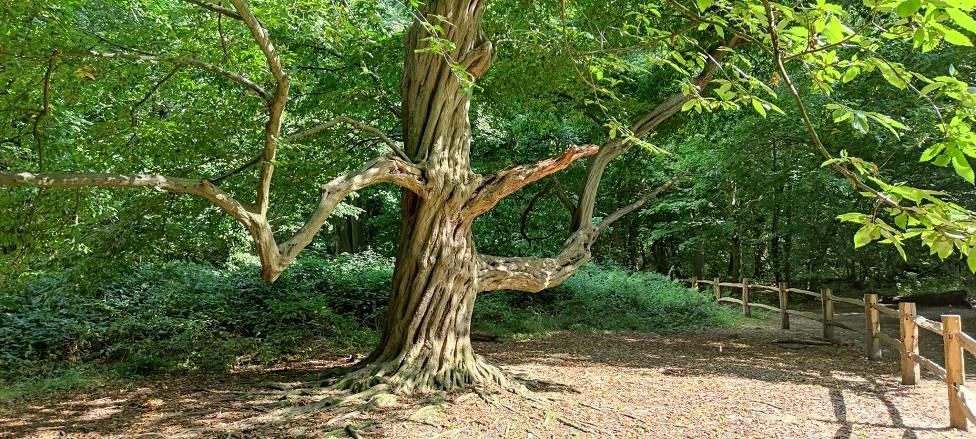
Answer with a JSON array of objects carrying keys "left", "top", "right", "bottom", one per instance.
[{"left": 682, "top": 275, "right": 974, "bottom": 431}]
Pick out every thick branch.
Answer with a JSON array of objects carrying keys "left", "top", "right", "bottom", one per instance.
[
  {"left": 571, "top": 38, "right": 741, "bottom": 232},
  {"left": 478, "top": 173, "right": 683, "bottom": 293},
  {"left": 285, "top": 116, "right": 410, "bottom": 161},
  {"left": 229, "top": 0, "right": 286, "bottom": 81},
  {"left": 1, "top": 172, "right": 207, "bottom": 192},
  {"left": 61, "top": 50, "right": 270, "bottom": 100},
  {"left": 274, "top": 156, "right": 427, "bottom": 272},
  {"left": 0, "top": 156, "right": 426, "bottom": 283},
  {"left": 478, "top": 227, "right": 598, "bottom": 293},
  {"left": 464, "top": 145, "right": 599, "bottom": 219},
  {"left": 228, "top": 0, "right": 290, "bottom": 215},
  {"left": 0, "top": 171, "right": 258, "bottom": 234}
]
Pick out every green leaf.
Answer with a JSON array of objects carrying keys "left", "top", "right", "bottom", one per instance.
[
  {"left": 894, "top": 213, "right": 908, "bottom": 229},
  {"left": 947, "top": 8, "right": 976, "bottom": 34},
  {"left": 837, "top": 212, "right": 869, "bottom": 223},
  {"left": 874, "top": 60, "right": 908, "bottom": 89},
  {"left": 695, "top": 0, "right": 715, "bottom": 11},
  {"left": 951, "top": 151, "right": 976, "bottom": 184},
  {"left": 919, "top": 82, "right": 944, "bottom": 96},
  {"left": 897, "top": 0, "right": 922, "bottom": 18},
  {"left": 854, "top": 224, "right": 875, "bottom": 248},
  {"left": 893, "top": 238, "right": 908, "bottom": 261},
  {"left": 822, "top": 17, "right": 845, "bottom": 44},
  {"left": 938, "top": 24, "right": 974, "bottom": 46},
  {"left": 969, "top": 249, "right": 976, "bottom": 273},
  {"left": 751, "top": 98, "right": 767, "bottom": 118}
]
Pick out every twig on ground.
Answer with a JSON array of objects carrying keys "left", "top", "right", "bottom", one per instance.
[{"left": 344, "top": 423, "right": 363, "bottom": 439}]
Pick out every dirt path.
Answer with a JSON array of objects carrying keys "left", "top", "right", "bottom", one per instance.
[{"left": 1, "top": 317, "right": 969, "bottom": 438}]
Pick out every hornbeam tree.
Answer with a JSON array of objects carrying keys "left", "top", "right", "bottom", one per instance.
[{"left": 2, "top": 0, "right": 976, "bottom": 393}]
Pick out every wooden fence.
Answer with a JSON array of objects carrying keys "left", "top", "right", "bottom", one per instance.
[{"left": 682, "top": 276, "right": 976, "bottom": 430}]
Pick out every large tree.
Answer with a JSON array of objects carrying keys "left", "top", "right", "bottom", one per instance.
[{"left": 2, "top": 0, "right": 975, "bottom": 394}]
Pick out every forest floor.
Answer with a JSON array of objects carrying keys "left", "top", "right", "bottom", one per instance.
[{"left": 2, "top": 313, "right": 970, "bottom": 438}]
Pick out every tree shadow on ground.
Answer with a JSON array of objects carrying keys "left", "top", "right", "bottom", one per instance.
[
  {"left": 477, "top": 325, "right": 959, "bottom": 438},
  {"left": 2, "top": 324, "right": 966, "bottom": 438}
]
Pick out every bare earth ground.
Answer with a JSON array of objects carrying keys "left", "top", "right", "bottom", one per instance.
[{"left": 1, "top": 316, "right": 970, "bottom": 438}]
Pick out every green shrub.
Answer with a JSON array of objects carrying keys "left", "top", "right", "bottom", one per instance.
[
  {"left": 0, "top": 252, "right": 391, "bottom": 382},
  {"left": 473, "top": 265, "right": 736, "bottom": 336},
  {"left": 1, "top": 256, "right": 733, "bottom": 396}
]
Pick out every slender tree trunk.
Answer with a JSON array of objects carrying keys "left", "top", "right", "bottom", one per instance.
[
  {"left": 692, "top": 240, "right": 705, "bottom": 279},
  {"left": 335, "top": 199, "right": 366, "bottom": 253},
  {"left": 728, "top": 181, "right": 742, "bottom": 280}
]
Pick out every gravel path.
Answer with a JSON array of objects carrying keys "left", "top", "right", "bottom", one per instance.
[{"left": 2, "top": 317, "right": 970, "bottom": 438}]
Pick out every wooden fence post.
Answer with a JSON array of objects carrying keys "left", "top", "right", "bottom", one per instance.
[
  {"left": 864, "top": 294, "right": 881, "bottom": 361},
  {"left": 713, "top": 277, "right": 721, "bottom": 302},
  {"left": 821, "top": 288, "right": 834, "bottom": 341},
  {"left": 691, "top": 276, "right": 699, "bottom": 289},
  {"left": 778, "top": 282, "right": 790, "bottom": 330},
  {"left": 942, "top": 315, "right": 967, "bottom": 430},
  {"left": 899, "top": 302, "right": 919, "bottom": 385},
  {"left": 741, "top": 278, "right": 751, "bottom": 318}
]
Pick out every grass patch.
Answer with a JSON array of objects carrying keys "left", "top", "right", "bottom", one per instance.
[{"left": 0, "top": 366, "right": 102, "bottom": 402}]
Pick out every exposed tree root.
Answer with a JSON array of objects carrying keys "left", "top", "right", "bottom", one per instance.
[{"left": 331, "top": 354, "right": 522, "bottom": 395}]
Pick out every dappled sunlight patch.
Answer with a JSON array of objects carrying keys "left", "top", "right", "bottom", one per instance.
[
  {"left": 74, "top": 404, "right": 124, "bottom": 421},
  {"left": 1, "top": 319, "right": 971, "bottom": 438}
]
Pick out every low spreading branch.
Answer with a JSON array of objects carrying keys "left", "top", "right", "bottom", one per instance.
[
  {"left": 275, "top": 156, "right": 427, "bottom": 274},
  {"left": 0, "top": 171, "right": 258, "bottom": 230},
  {"left": 478, "top": 227, "right": 598, "bottom": 293},
  {"left": 0, "top": 155, "right": 427, "bottom": 283},
  {"left": 285, "top": 117, "right": 410, "bottom": 161},
  {"left": 478, "top": 173, "right": 684, "bottom": 293},
  {"left": 464, "top": 145, "right": 599, "bottom": 219}
]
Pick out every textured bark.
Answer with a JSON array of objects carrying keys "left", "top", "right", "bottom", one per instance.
[{"left": 342, "top": 0, "right": 509, "bottom": 392}]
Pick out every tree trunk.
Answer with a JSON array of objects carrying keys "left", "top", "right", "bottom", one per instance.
[
  {"left": 730, "top": 234, "right": 742, "bottom": 281},
  {"left": 340, "top": 0, "right": 506, "bottom": 393},
  {"left": 692, "top": 240, "right": 705, "bottom": 279},
  {"left": 347, "top": 200, "right": 505, "bottom": 392},
  {"left": 335, "top": 198, "right": 366, "bottom": 254}
]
